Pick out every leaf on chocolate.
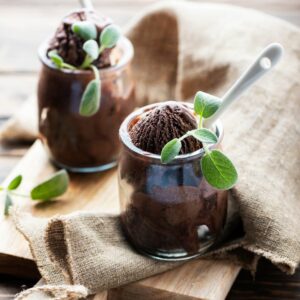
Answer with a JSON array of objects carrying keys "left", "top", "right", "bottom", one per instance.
[
  {"left": 79, "top": 79, "right": 101, "bottom": 116},
  {"left": 31, "top": 170, "right": 69, "bottom": 201},
  {"left": 194, "top": 91, "right": 221, "bottom": 118},
  {"left": 48, "top": 50, "right": 63, "bottom": 68},
  {"left": 4, "top": 193, "right": 13, "bottom": 216},
  {"left": 190, "top": 128, "right": 218, "bottom": 144},
  {"left": 201, "top": 150, "right": 238, "bottom": 190},
  {"left": 161, "top": 138, "right": 182, "bottom": 164},
  {"left": 72, "top": 21, "right": 97, "bottom": 41},
  {"left": 100, "top": 24, "right": 121, "bottom": 49},
  {"left": 7, "top": 175, "right": 22, "bottom": 190},
  {"left": 83, "top": 40, "right": 99, "bottom": 60}
]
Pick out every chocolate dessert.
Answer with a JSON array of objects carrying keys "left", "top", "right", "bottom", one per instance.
[
  {"left": 129, "top": 103, "right": 202, "bottom": 154},
  {"left": 38, "top": 11, "right": 135, "bottom": 171},
  {"left": 119, "top": 102, "right": 228, "bottom": 259},
  {"left": 48, "top": 10, "right": 113, "bottom": 68}
]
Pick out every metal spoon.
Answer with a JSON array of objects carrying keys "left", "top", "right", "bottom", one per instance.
[{"left": 204, "top": 43, "right": 284, "bottom": 128}]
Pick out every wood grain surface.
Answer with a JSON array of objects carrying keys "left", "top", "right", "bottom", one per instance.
[
  {"left": 0, "top": 0, "right": 299, "bottom": 299},
  {"left": 0, "top": 140, "right": 240, "bottom": 300}
]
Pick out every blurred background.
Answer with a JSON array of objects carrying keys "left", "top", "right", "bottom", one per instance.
[{"left": 0, "top": 0, "right": 299, "bottom": 118}]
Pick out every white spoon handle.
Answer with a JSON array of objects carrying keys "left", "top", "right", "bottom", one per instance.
[
  {"left": 204, "top": 43, "right": 284, "bottom": 127},
  {"left": 79, "top": 0, "right": 94, "bottom": 10}
]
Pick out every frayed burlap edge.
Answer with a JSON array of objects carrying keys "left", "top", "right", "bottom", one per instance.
[
  {"left": 44, "top": 217, "right": 76, "bottom": 285},
  {"left": 243, "top": 244, "right": 298, "bottom": 275},
  {"left": 44, "top": 216, "right": 89, "bottom": 289},
  {"left": 205, "top": 238, "right": 298, "bottom": 275},
  {"left": 14, "top": 284, "right": 88, "bottom": 300},
  {"left": 12, "top": 207, "right": 90, "bottom": 300}
]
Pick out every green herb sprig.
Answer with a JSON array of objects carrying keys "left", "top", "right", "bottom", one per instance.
[
  {"left": 1, "top": 170, "right": 69, "bottom": 216},
  {"left": 48, "top": 23, "right": 121, "bottom": 117},
  {"left": 161, "top": 91, "right": 238, "bottom": 190}
]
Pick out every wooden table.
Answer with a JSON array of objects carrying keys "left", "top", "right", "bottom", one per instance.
[{"left": 0, "top": 0, "right": 299, "bottom": 299}]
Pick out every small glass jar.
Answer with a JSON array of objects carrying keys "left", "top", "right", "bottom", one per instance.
[
  {"left": 37, "top": 37, "right": 135, "bottom": 172},
  {"left": 118, "top": 102, "right": 228, "bottom": 261}
]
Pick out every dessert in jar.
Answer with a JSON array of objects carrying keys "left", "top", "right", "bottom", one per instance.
[
  {"left": 118, "top": 101, "right": 230, "bottom": 260},
  {"left": 37, "top": 9, "right": 135, "bottom": 172}
]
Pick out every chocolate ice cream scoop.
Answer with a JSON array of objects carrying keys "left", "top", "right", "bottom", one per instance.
[
  {"left": 48, "top": 9, "right": 113, "bottom": 68},
  {"left": 129, "top": 101, "right": 202, "bottom": 154}
]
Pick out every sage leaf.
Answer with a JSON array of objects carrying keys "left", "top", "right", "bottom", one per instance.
[
  {"left": 8, "top": 175, "right": 22, "bottom": 190},
  {"left": 83, "top": 40, "right": 99, "bottom": 60},
  {"left": 31, "top": 170, "right": 69, "bottom": 201},
  {"left": 72, "top": 21, "right": 97, "bottom": 40},
  {"left": 79, "top": 79, "right": 101, "bottom": 116},
  {"left": 194, "top": 91, "right": 221, "bottom": 118},
  {"left": 190, "top": 128, "right": 218, "bottom": 144},
  {"left": 161, "top": 138, "right": 182, "bottom": 164},
  {"left": 201, "top": 150, "right": 238, "bottom": 190},
  {"left": 48, "top": 50, "right": 63, "bottom": 68},
  {"left": 100, "top": 24, "right": 121, "bottom": 49},
  {"left": 4, "top": 193, "right": 13, "bottom": 216}
]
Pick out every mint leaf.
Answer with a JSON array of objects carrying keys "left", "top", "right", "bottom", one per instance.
[
  {"left": 190, "top": 128, "right": 218, "bottom": 144},
  {"left": 48, "top": 50, "right": 63, "bottom": 68},
  {"left": 194, "top": 91, "right": 221, "bottom": 118},
  {"left": 83, "top": 40, "right": 99, "bottom": 60},
  {"left": 8, "top": 175, "right": 22, "bottom": 190},
  {"left": 100, "top": 24, "right": 121, "bottom": 49},
  {"left": 72, "top": 21, "right": 97, "bottom": 41},
  {"left": 31, "top": 170, "right": 69, "bottom": 201},
  {"left": 79, "top": 79, "right": 101, "bottom": 116},
  {"left": 201, "top": 150, "right": 238, "bottom": 190},
  {"left": 161, "top": 138, "right": 182, "bottom": 164},
  {"left": 4, "top": 193, "right": 13, "bottom": 216}
]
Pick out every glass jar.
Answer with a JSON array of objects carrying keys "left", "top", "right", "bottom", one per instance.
[
  {"left": 37, "top": 37, "right": 135, "bottom": 172},
  {"left": 118, "top": 102, "right": 228, "bottom": 260}
]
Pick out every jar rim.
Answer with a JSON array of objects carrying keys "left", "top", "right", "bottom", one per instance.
[
  {"left": 119, "top": 101, "right": 224, "bottom": 164},
  {"left": 38, "top": 36, "right": 134, "bottom": 76}
]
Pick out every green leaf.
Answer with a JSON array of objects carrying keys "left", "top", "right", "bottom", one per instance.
[
  {"left": 83, "top": 40, "right": 99, "bottom": 60},
  {"left": 4, "top": 193, "right": 13, "bottom": 216},
  {"left": 100, "top": 24, "right": 121, "bottom": 49},
  {"left": 31, "top": 170, "right": 69, "bottom": 201},
  {"left": 194, "top": 91, "right": 221, "bottom": 118},
  {"left": 48, "top": 50, "right": 63, "bottom": 68},
  {"left": 161, "top": 138, "right": 182, "bottom": 164},
  {"left": 72, "top": 21, "right": 97, "bottom": 40},
  {"left": 7, "top": 175, "right": 22, "bottom": 190},
  {"left": 201, "top": 150, "right": 238, "bottom": 190},
  {"left": 190, "top": 128, "right": 218, "bottom": 144},
  {"left": 79, "top": 79, "right": 101, "bottom": 116}
]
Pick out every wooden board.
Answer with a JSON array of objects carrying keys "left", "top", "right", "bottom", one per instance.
[
  {"left": 0, "top": 140, "right": 240, "bottom": 299},
  {"left": 0, "top": 1, "right": 299, "bottom": 298}
]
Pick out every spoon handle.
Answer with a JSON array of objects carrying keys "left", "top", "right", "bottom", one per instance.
[
  {"left": 79, "top": 0, "right": 94, "bottom": 10},
  {"left": 204, "top": 43, "right": 284, "bottom": 127}
]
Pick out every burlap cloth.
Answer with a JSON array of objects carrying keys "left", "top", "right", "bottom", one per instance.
[{"left": 4, "top": 1, "right": 300, "bottom": 299}]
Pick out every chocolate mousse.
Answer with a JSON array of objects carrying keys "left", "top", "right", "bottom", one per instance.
[
  {"left": 48, "top": 9, "right": 113, "bottom": 68},
  {"left": 129, "top": 102, "right": 202, "bottom": 154},
  {"left": 119, "top": 102, "right": 228, "bottom": 258},
  {"left": 38, "top": 11, "right": 135, "bottom": 171}
]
